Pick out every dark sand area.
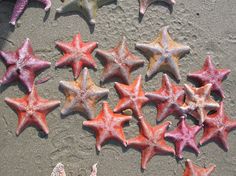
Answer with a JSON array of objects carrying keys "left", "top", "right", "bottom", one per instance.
[{"left": 0, "top": 0, "right": 236, "bottom": 175}]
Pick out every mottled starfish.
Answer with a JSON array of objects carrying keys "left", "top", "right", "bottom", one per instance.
[
  {"left": 59, "top": 67, "right": 109, "bottom": 118},
  {"left": 136, "top": 26, "right": 190, "bottom": 81},
  {"left": 56, "top": 0, "right": 116, "bottom": 25}
]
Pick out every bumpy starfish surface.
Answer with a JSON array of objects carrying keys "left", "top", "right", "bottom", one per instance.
[
  {"left": 136, "top": 26, "right": 190, "bottom": 80},
  {"left": 114, "top": 75, "right": 148, "bottom": 117},
  {"left": 181, "top": 84, "right": 219, "bottom": 124},
  {"left": 0, "top": 38, "right": 51, "bottom": 92},
  {"left": 200, "top": 102, "right": 236, "bottom": 151},
  {"left": 183, "top": 159, "right": 216, "bottom": 176},
  {"left": 5, "top": 86, "right": 60, "bottom": 136},
  {"left": 59, "top": 67, "right": 109, "bottom": 118},
  {"left": 83, "top": 101, "right": 132, "bottom": 151},
  {"left": 188, "top": 56, "right": 230, "bottom": 98},
  {"left": 139, "top": 0, "right": 176, "bottom": 15},
  {"left": 56, "top": 0, "right": 116, "bottom": 25},
  {"left": 96, "top": 36, "right": 144, "bottom": 84},
  {"left": 56, "top": 33, "right": 97, "bottom": 79},
  {"left": 9, "top": 0, "right": 51, "bottom": 25},
  {"left": 165, "top": 117, "right": 202, "bottom": 159},
  {"left": 126, "top": 116, "right": 175, "bottom": 169},
  {"left": 145, "top": 74, "right": 185, "bottom": 122}
]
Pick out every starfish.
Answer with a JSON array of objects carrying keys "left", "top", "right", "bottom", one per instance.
[
  {"left": 59, "top": 67, "right": 109, "bottom": 118},
  {"left": 5, "top": 86, "right": 60, "bottom": 136},
  {"left": 165, "top": 117, "right": 202, "bottom": 159},
  {"left": 9, "top": 0, "right": 51, "bottom": 25},
  {"left": 51, "top": 163, "right": 98, "bottom": 176},
  {"left": 126, "top": 116, "right": 175, "bottom": 169},
  {"left": 145, "top": 74, "right": 185, "bottom": 122},
  {"left": 181, "top": 84, "right": 219, "bottom": 124},
  {"left": 56, "top": 0, "right": 116, "bottom": 25},
  {"left": 187, "top": 56, "right": 230, "bottom": 98},
  {"left": 83, "top": 101, "right": 132, "bottom": 151},
  {"left": 136, "top": 26, "right": 190, "bottom": 81},
  {"left": 139, "top": 0, "right": 176, "bottom": 15},
  {"left": 96, "top": 36, "right": 144, "bottom": 84},
  {"left": 55, "top": 33, "right": 97, "bottom": 79},
  {"left": 199, "top": 102, "right": 236, "bottom": 151},
  {"left": 183, "top": 159, "right": 216, "bottom": 176},
  {"left": 0, "top": 38, "right": 51, "bottom": 92},
  {"left": 114, "top": 75, "right": 148, "bottom": 117}
]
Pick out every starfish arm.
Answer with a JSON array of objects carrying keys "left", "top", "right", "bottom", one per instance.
[
  {"left": 187, "top": 70, "right": 207, "bottom": 82},
  {"left": 9, "top": 0, "right": 29, "bottom": 25},
  {"left": 55, "top": 54, "right": 74, "bottom": 68},
  {"left": 119, "top": 67, "right": 130, "bottom": 84},
  {"left": 18, "top": 38, "right": 33, "bottom": 56},
  {"left": 56, "top": 41, "right": 74, "bottom": 53},
  {"left": 199, "top": 127, "right": 218, "bottom": 146},
  {"left": 219, "top": 131, "right": 229, "bottom": 151},
  {"left": 196, "top": 107, "right": 206, "bottom": 124},
  {"left": 135, "top": 43, "right": 163, "bottom": 55},
  {"left": 0, "top": 51, "right": 17, "bottom": 65},
  {"left": 33, "top": 113, "right": 49, "bottom": 134},
  {"left": 18, "top": 69, "right": 35, "bottom": 92},
  {"left": 16, "top": 113, "right": 29, "bottom": 136},
  {"left": 218, "top": 69, "right": 231, "bottom": 80},
  {"left": 126, "top": 135, "right": 148, "bottom": 149},
  {"left": 37, "top": 0, "right": 51, "bottom": 11},
  {"left": 169, "top": 45, "right": 190, "bottom": 57},
  {"left": 80, "top": 54, "right": 97, "bottom": 69},
  {"left": 160, "top": 26, "right": 170, "bottom": 49},
  {"left": 56, "top": 0, "right": 80, "bottom": 14},
  {"left": 82, "top": 41, "right": 98, "bottom": 53},
  {"left": 154, "top": 121, "right": 171, "bottom": 137},
  {"left": 59, "top": 80, "right": 78, "bottom": 94},
  {"left": 83, "top": 119, "right": 104, "bottom": 131},
  {"left": 202, "top": 83, "right": 212, "bottom": 98},
  {"left": 205, "top": 164, "right": 216, "bottom": 175},
  {"left": 125, "top": 56, "right": 144, "bottom": 68},
  {"left": 141, "top": 147, "right": 155, "bottom": 170},
  {"left": 26, "top": 56, "right": 51, "bottom": 71},
  {"left": 164, "top": 129, "right": 182, "bottom": 140},
  {"left": 166, "top": 56, "right": 181, "bottom": 80},
  {"left": 35, "top": 100, "right": 60, "bottom": 114},
  {"left": 82, "top": 101, "right": 95, "bottom": 118},
  {"left": 187, "top": 140, "right": 200, "bottom": 155},
  {"left": 95, "top": 130, "right": 109, "bottom": 151},
  {"left": 60, "top": 99, "right": 75, "bottom": 116},
  {"left": 113, "top": 114, "right": 132, "bottom": 126},
  {"left": 204, "top": 56, "right": 215, "bottom": 70},
  {"left": 114, "top": 99, "right": 132, "bottom": 113},
  {"left": 145, "top": 92, "right": 169, "bottom": 102},
  {"left": 72, "top": 61, "right": 83, "bottom": 78},
  {"left": 0, "top": 65, "right": 18, "bottom": 85},
  {"left": 226, "top": 119, "right": 236, "bottom": 132},
  {"left": 114, "top": 82, "right": 130, "bottom": 97},
  {"left": 146, "top": 56, "right": 165, "bottom": 78},
  {"left": 157, "top": 104, "right": 173, "bottom": 122},
  {"left": 100, "top": 64, "right": 119, "bottom": 83},
  {"left": 175, "top": 140, "right": 186, "bottom": 159},
  {"left": 184, "top": 84, "right": 195, "bottom": 100},
  {"left": 204, "top": 101, "right": 220, "bottom": 110},
  {"left": 80, "top": 0, "right": 98, "bottom": 24},
  {"left": 90, "top": 87, "right": 109, "bottom": 100},
  {"left": 5, "top": 97, "right": 26, "bottom": 112},
  {"left": 111, "top": 127, "right": 127, "bottom": 147},
  {"left": 96, "top": 49, "right": 115, "bottom": 63}
]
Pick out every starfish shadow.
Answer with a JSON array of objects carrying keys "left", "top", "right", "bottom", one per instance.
[
  {"left": 54, "top": 12, "right": 95, "bottom": 34},
  {"left": 138, "top": 1, "right": 173, "bottom": 23},
  {"left": 198, "top": 139, "right": 228, "bottom": 152},
  {"left": 29, "top": 2, "right": 51, "bottom": 22}
]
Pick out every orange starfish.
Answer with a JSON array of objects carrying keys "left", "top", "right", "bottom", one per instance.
[
  {"left": 114, "top": 75, "right": 148, "bottom": 117},
  {"left": 183, "top": 159, "right": 216, "bottom": 176},
  {"left": 55, "top": 33, "right": 97, "bottom": 79},
  {"left": 83, "top": 101, "right": 132, "bottom": 151},
  {"left": 127, "top": 116, "right": 175, "bottom": 169},
  {"left": 5, "top": 85, "right": 60, "bottom": 136}
]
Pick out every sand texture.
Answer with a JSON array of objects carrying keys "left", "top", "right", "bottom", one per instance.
[{"left": 0, "top": 0, "right": 236, "bottom": 175}]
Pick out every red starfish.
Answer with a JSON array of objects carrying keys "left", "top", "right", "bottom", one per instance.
[
  {"left": 165, "top": 117, "right": 202, "bottom": 159},
  {"left": 0, "top": 38, "right": 51, "bottom": 92},
  {"left": 114, "top": 75, "right": 148, "bottom": 117},
  {"left": 5, "top": 86, "right": 60, "bottom": 136},
  {"left": 188, "top": 56, "right": 230, "bottom": 98},
  {"left": 83, "top": 101, "right": 132, "bottom": 151},
  {"left": 183, "top": 159, "right": 216, "bottom": 176},
  {"left": 96, "top": 37, "right": 144, "bottom": 84},
  {"left": 126, "top": 116, "right": 175, "bottom": 169},
  {"left": 181, "top": 84, "right": 219, "bottom": 124},
  {"left": 145, "top": 74, "right": 185, "bottom": 122},
  {"left": 199, "top": 102, "right": 236, "bottom": 151},
  {"left": 55, "top": 33, "right": 97, "bottom": 79}
]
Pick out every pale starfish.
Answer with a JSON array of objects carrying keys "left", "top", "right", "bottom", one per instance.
[
  {"left": 136, "top": 26, "right": 190, "bottom": 80},
  {"left": 56, "top": 0, "right": 116, "bottom": 25},
  {"left": 59, "top": 67, "right": 109, "bottom": 118},
  {"left": 9, "top": 0, "right": 51, "bottom": 25},
  {"left": 139, "top": 0, "right": 176, "bottom": 15}
]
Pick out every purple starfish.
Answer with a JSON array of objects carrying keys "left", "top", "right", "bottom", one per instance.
[{"left": 9, "top": 0, "right": 51, "bottom": 25}]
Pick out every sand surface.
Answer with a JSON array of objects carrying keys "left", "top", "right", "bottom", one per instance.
[{"left": 0, "top": 0, "right": 236, "bottom": 175}]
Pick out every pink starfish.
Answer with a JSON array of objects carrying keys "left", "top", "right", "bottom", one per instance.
[
  {"left": 188, "top": 56, "right": 230, "bottom": 98},
  {"left": 165, "top": 117, "right": 202, "bottom": 159},
  {"left": 9, "top": 0, "right": 51, "bottom": 25}
]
